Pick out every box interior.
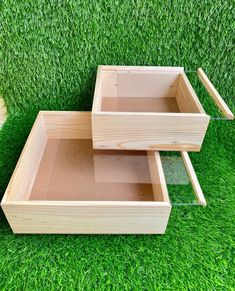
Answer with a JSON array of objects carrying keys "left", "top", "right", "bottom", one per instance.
[
  {"left": 7, "top": 113, "right": 168, "bottom": 203},
  {"left": 30, "top": 139, "right": 155, "bottom": 201},
  {"left": 100, "top": 69, "right": 203, "bottom": 113}
]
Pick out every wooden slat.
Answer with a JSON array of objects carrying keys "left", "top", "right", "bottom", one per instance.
[
  {"left": 99, "top": 65, "right": 184, "bottom": 73},
  {"left": 92, "top": 112, "right": 210, "bottom": 151},
  {"left": 181, "top": 151, "right": 207, "bottom": 206},
  {"left": 177, "top": 73, "right": 205, "bottom": 114},
  {"left": 0, "top": 98, "right": 7, "bottom": 127},
  {"left": 147, "top": 152, "right": 170, "bottom": 203},
  {"left": 197, "top": 68, "right": 234, "bottom": 120},
  {"left": 1, "top": 201, "right": 171, "bottom": 234},
  {"left": 92, "top": 66, "right": 103, "bottom": 112},
  {"left": 2, "top": 112, "right": 48, "bottom": 202}
]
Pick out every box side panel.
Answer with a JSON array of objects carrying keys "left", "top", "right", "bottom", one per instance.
[
  {"left": 2, "top": 203, "right": 171, "bottom": 234},
  {"left": 92, "top": 113, "right": 210, "bottom": 151},
  {"left": 116, "top": 72, "right": 179, "bottom": 98},
  {"left": 92, "top": 66, "right": 103, "bottom": 112},
  {"left": 2, "top": 113, "right": 48, "bottom": 202},
  {"left": 147, "top": 152, "right": 170, "bottom": 203},
  {"left": 102, "top": 72, "right": 180, "bottom": 98},
  {"left": 43, "top": 111, "right": 92, "bottom": 139},
  {"left": 176, "top": 74, "right": 205, "bottom": 114}
]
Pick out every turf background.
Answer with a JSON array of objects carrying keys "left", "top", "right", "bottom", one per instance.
[{"left": 0, "top": 1, "right": 235, "bottom": 289}]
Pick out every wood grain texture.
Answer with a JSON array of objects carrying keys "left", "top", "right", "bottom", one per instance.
[
  {"left": 181, "top": 151, "right": 207, "bottom": 206},
  {"left": 92, "top": 66, "right": 103, "bottom": 111},
  {"left": 115, "top": 72, "right": 179, "bottom": 98},
  {"left": 43, "top": 111, "right": 92, "bottom": 139},
  {"left": 2, "top": 112, "right": 47, "bottom": 202},
  {"left": 92, "top": 66, "right": 210, "bottom": 151},
  {"left": 92, "top": 112, "right": 210, "bottom": 151},
  {"left": 99, "top": 65, "right": 184, "bottom": 73},
  {"left": 95, "top": 66, "right": 184, "bottom": 109},
  {"left": 1, "top": 111, "right": 172, "bottom": 234},
  {"left": 176, "top": 73, "right": 205, "bottom": 113},
  {"left": 0, "top": 98, "right": 7, "bottom": 127},
  {"left": 147, "top": 151, "right": 170, "bottom": 203},
  {"left": 197, "top": 68, "right": 234, "bottom": 119},
  {"left": 2, "top": 201, "right": 171, "bottom": 234}
]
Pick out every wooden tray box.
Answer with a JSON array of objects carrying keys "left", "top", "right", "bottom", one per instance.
[
  {"left": 92, "top": 66, "right": 225, "bottom": 151},
  {"left": 1, "top": 112, "right": 171, "bottom": 234},
  {"left": 1, "top": 111, "right": 206, "bottom": 234}
]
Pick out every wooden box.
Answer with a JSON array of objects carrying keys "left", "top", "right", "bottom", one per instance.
[
  {"left": 92, "top": 66, "right": 211, "bottom": 151},
  {"left": 1, "top": 111, "right": 206, "bottom": 234}
]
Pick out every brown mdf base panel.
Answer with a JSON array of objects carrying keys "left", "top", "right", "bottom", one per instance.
[
  {"left": 30, "top": 139, "right": 155, "bottom": 202},
  {"left": 101, "top": 97, "right": 180, "bottom": 113}
]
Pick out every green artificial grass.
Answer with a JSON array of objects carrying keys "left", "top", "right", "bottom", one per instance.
[{"left": 0, "top": 1, "right": 235, "bottom": 289}]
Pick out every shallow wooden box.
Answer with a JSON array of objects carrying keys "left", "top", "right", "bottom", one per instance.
[
  {"left": 1, "top": 111, "right": 207, "bottom": 234},
  {"left": 92, "top": 66, "right": 212, "bottom": 151}
]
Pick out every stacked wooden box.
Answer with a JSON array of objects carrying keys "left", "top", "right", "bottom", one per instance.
[{"left": 1, "top": 66, "right": 233, "bottom": 234}]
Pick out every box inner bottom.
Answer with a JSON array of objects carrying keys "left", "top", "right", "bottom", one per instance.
[
  {"left": 30, "top": 139, "right": 156, "bottom": 201},
  {"left": 101, "top": 97, "right": 180, "bottom": 113}
]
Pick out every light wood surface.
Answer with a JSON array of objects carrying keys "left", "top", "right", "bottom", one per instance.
[
  {"left": 2, "top": 201, "right": 171, "bottom": 234},
  {"left": 92, "top": 66, "right": 103, "bottom": 111},
  {"left": 92, "top": 112, "right": 210, "bottom": 151},
  {"left": 147, "top": 151, "right": 170, "bottom": 203},
  {"left": 92, "top": 66, "right": 210, "bottom": 151},
  {"left": 181, "top": 151, "right": 207, "bottom": 206},
  {"left": 101, "top": 69, "right": 180, "bottom": 103},
  {"left": 43, "top": 111, "right": 92, "bottom": 139},
  {"left": 0, "top": 98, "right": 7, "bottom": 127},
  {"left": 2, "top": 112, "right": 47, "bottom": 202},
  {"left": 197, "top": 68, "right": 234, "bottom": 120},
  {"left": 96, "top": 66, "right": 183, "bottom": 109},
  {"left": 99, "top": 65, "right": 184, "bottom": 72},
  {"left": 1, "top": 111, "right": 172, "bottom": 234},
  {"left": 176, "top": 73, "right": 205, "bottom": 113}
]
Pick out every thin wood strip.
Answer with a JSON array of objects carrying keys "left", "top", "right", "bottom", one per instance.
[
  {"left": 197, "top": 68, "right": 234, "bottom": 120},
  {"left": 147, "top": 152, "right": 170, "bottom": 203},
  {"left": 181, "top": 151, "right": 207, "bottom": 206},
  {"left": 180, "top": 73, "right": 205, "bottom": 114},
  {"left": 0, "top": 98, "right": 7, "bottom": 126},
  {"left": 43, "top": 111, "right": 92, "bottom": 139},
  {"left": 92, "top": 66, "right": 103, "bottom": 112},
  {"left": 3, "top": 200, "right": 170, "bottom": 206},
  {"left": 2, "top": 112, "right": 48, "bottom": 202},
  {"left": 177, "top": 81, "right": 201, "bottom": 113},
  {"left": 99, "top": 65, "right": 184, "bottom": 73}
]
